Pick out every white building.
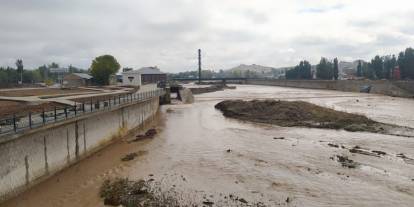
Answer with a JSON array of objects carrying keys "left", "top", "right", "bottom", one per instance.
[{"left": 122, "top": 70, "right": 141, "bottom": 86}]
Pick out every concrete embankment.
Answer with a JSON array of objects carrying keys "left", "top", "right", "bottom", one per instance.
[
  {"left": 189, "top": 85, "right": 236, "bottom": 95},
  {"left": 245, "top": 79, "right": 414, "bottom": 98},
  {"left": 0, "top": 97, "right": 160, "bottom": 202}
]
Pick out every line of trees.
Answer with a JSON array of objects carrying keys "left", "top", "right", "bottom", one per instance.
[
  {"left": 0, "top": 61, "right": 88, "bottom": 87},
  {"left": 285, "top": 60, "right": 312, "bottom": 79},
  {"left": 357, "top": 48, "right": 414, "bottom": 80},
  {"left": 286, "top": 58, "right": 340, "bottom": 80},
  {"left": 0, "top": 54, "right": 122, "bottom": 87},
  {"left": 315, "top": 57, "right": 340, "bottom": 80},
  {"left": 286, "top": 47, "right": 414, "bottom": 80}
]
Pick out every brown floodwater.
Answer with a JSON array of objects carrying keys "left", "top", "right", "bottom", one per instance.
[{"left": 2, "top": 85, "right": 414, "bottom": 207}]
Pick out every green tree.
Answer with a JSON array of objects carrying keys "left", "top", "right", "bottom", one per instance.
[
  {"left": 333, "top": 58, "right": 339, "bottom": 80},
  {"left": 37, "top": 65, "right": 48, "bottom": 80},
  {"left": 90, "top": 55, "right": 121, "bottom": 85},
  {"left": 363, "top": 62, "right": 375, "bottom": 79},
  {"left": 285, "top": 66, "right": 299, "bottom": 79},
  {"left": 316, "top": 57, "right": 333, "bottom": 80},
  {"left": 383, "top": 55, "right": 397, "bottom": 79},
  {"left": 48, "top": 62, "right": 59, "bottom": 69},
  {"left": 398, "top": 48, "right": 414, "bottom": 79},
  {"left": 15, "top": 59, "right": 23, "bottom": 84},
  {"left": 371, "top": 55, "right": 383, "bottom": 79},
  {"left": 286, "top": 60, "right": 312, "bottom": 80},
  {"left": 300, "top": 60, "right": 312, "bottom": 79},
  {"left": 357, "top": 60, "right": 363, "bottom": 77}
]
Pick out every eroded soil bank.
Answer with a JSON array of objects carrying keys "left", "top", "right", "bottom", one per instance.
[{"left": 215, "top": 99, "right": 414, "bottom": 137}]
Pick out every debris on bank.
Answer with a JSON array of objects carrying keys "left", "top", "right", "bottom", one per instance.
[
  {"left": 214, "top": 99, "right": 414, "bottom": 136},
  {"left": 121, "top": 152, "right": 138, "bottom": 161},
  {"left": 100, "top": 177, "right": 275, "bottom": 206},
  {"left": 334, "top": 155, "right": 359, "bottom": 169},
  {"left": 132, "top": 129, "right": 157, "bottom": 142},
  {"left": 349, "top": 146, "right": 380, "bottom": 157},
  {"left": 121, "top": 151, "right": 148, "bottom": 161},
  {"left": 100, "top": 178, "right": 176, "bottom": 206},
  {"left": 397, "top": 153, "right": 414, "bottom": 165}
]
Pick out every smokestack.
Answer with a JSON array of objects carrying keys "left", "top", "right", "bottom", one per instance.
[{"left": 198, "top": 49, "right": 201, "bottom": 84}]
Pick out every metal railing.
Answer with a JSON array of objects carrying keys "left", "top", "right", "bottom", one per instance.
[{"left": 0, "top": 88, "right": 165, "bottom": 136}]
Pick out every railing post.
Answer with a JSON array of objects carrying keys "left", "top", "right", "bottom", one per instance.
[
  {"left": 54, "top": 106, "right": 57, "bottom": 121},
  {"left": 42, "top": 109, "right": 46, "bottom": 125},
  {"left": 74, "top": 104, "right": 77, "bottom": 116},
  {"left": 82, "top": 102, "right": 85, "bottom": 113},
  {"left": 64, "top": 106, "right": 68, "bottom": 118},
  {"left": 29, "top": 112, "right": 32, "bottom": 129},
  {"left": 13, "top": 114, "right": 17, "bottom": 132}
]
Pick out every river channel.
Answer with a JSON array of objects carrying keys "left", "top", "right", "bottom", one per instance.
[{"left": 3, "top": 85, "right": 414, "bottom": 207}]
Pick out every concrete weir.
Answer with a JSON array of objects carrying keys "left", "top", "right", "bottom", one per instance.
[{"left": 0, "top": 97, "right": 160, "bottom": 202}]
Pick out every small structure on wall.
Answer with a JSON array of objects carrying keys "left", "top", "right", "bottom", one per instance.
[
  {"left": 63, "top": 73, "right": 93, "bottom": 88},
  {"left": 122, "top": 66, "right": 166, "bottom": 86},
  {"left": 122, "top": 70, "right": 141, "bottom": 86}
]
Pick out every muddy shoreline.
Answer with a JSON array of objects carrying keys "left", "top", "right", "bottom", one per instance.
[{"left": 3, "top": 85, "right": 414, "bottom": 207}]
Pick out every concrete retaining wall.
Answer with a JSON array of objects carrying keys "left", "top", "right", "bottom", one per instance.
[
  {"left": 0, "top": 97, "right": 159, "bottom": 202},
  {"left": 245, "top": 79, "right": 414, "bottom": 98}
]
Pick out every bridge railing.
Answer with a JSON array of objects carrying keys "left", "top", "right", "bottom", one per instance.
[{"left": 0, "top": 88, "right": 165, "bottom": 137}]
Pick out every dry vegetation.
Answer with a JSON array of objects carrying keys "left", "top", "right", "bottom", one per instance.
[
  {"left": 0, "top": 100, "right": 65, "bottom": 117},
  {"left": 215, "top": 100, "right": 382, "bottom": 133},
  {"left": 100, "top": 178, "right": 271, "bottom": 206},
  {"left": 0, "top": 88, "right": 95, "bottom": 97}
]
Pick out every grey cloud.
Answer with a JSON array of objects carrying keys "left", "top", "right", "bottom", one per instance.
[
  {"left": 243, "top": 9, "right": 269, "bottom": 24},
  {"left": 0, "top": 0, "right": 412, "bottom": 72},
  {"left": 299, "top": 3, "right": 345, "bottom": 13}
]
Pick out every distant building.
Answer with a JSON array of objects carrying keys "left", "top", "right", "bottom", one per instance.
[
  {"left": 137, "top": 66, "right": 167, "bottom": 84},
  {"left": 123, "top": 67, "right": 133, "bottom": 72},
  {"left": 122, "top": 66, "right": 166, "bottom": 86},
  {"left": 49, "top": 68, "right": 69, "bottom": 84},
  {"left": 63, "top": 73, "right": 93, "bottom": 88}
]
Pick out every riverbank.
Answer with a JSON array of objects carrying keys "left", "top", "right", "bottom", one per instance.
[
  {"left": 189, "top": 84, "right": 236, "bottom": 95},
  {"left": 2, "top": 85, "right": 414, "bottom": 207},
  {"left": 244, "top": 79, "right": 414, "bottom": 98}
]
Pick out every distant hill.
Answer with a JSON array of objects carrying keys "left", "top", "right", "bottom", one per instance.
[
  {"left": 226, "top": 64, "right": 276, "bottom": 73},
  {"left": 223, "top": 64, "right": 287, "bottom": 78}
]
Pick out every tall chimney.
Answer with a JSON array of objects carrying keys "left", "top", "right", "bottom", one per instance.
[{"left": 198, "top": 49, "right": 201, "bottom": 84}]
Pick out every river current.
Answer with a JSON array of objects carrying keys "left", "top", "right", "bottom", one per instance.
[{"left": 3, "top": 85, "right": 414, "bottom": 207}]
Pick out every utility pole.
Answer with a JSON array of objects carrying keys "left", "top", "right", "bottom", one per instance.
[{"left": 198, "top": 49, "right": 201, "bottom": 84}]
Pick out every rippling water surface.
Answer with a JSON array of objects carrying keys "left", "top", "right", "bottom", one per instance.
[{"left": 4, "top": 85, "right": 414, "bottom": 207}]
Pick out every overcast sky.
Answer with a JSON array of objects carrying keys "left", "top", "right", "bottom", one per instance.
[{"left": 1, "top": 0, "right": 414, "bottom": 72}]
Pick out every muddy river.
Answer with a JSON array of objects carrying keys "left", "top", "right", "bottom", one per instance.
[{"left": 3, "top": 85, "right": 414, "bottom": 207}]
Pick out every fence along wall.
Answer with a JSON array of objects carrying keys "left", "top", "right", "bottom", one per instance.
[{"left": 0, "top": 97, "right": 159, "bottom": 202}]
